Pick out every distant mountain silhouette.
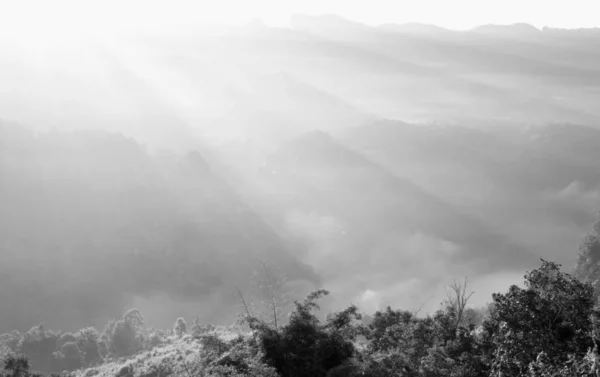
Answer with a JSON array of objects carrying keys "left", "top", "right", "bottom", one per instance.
[
  {"left": 471, "top": 23, "right": 541, "bottom": 36},
  {"left": 378, "top": 23, "right": 451, "bottom": 34},
  {"left": 290, "top": 14, "right": 370, "bottom": 34}
]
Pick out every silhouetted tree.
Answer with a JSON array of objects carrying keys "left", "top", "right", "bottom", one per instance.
[
  {"left": 444, "top": 277, "right": 475, "bottom": 330},
  {"left": 1, "top": 354, "right": 43, "bottom": 377}
]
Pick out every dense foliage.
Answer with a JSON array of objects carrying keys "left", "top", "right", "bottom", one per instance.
[
  {"left": 484, "top": 260, "right": 597, "bottom": 376},
  {"left": 0, "top": 310, "right": 174, "bottom": 375},
  {"left": 228, "top": 259, "right": 600, "bottom": 377},
  {"left": 4, "top": 257, "right": 600, "bottom": 376},
  {"left": 4, "top": 210, "right": 600, "bottom": 377}
]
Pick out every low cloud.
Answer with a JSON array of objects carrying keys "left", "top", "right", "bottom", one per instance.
[
  {"left": 282, "top": 210, "right": 512, "bottom": 315},
  {"left": 546, "top": 181, "right": 600, "bottom": 210},
  {"left": 284, "top": 210, "right": 346, "bottom": 266}
]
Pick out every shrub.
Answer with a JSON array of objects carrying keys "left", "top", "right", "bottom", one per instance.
[
  {"left": 53, "top": 342, "right": 81, "bottom": 371},
  {"left": 1, "top": 354, "right": 44, "bottom": 377},
  {"left": 143, "top": 328, "right": 167, "bottom": 350},
  {"left": 74, "top": 328, "right": 101, "bottom": 367},
  {"left": 191, "top": 321, "right": 216, "bottom": 338},
  {"left": 246, "top": 289, "right": 361, "bottom": 377},
  {"left": 99, "top": 309, "right": 145, "bottom": 358},
  {"left": 0, "top": 332, "right": 21, "bottom": 353},
  {"left": 484, "top": 260, "right": 597, "bottom": 375},
  {"left": 362, "top": 303, "right": 488, "bottom": 377},
  {"left": 526, "top": 350, "right": 595, "bottom": 376},
  {"left": 173, "top": 318, "right": 187, "bottom": 338},
  {"left": 18, "top": 325, "right": 60, "bottom": 373}
]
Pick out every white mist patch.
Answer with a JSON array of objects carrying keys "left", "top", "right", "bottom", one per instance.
[
  {"left": 130, "top": 289, "right": 237, "bottom": 330},
  {"left": 546, "top": 180, "right": 600, "bottom": 205},
  {"left": 356, "top": 289, "right": 382, "bottom": 314},
  {"left": 304, "top": 230, "right": 469, "bottom": 315},
  {"left": 543, "top": 180, "right": 599, "bottom": 222},
  {"left": 556, "top": 181, "right": 587, "bottom": 198},
  {"left": 366, "top": 232, "right": 463, "bottom": 277},
  {"left": 355, "top": 279, "right": 425, "bottom": 314},
  {"left": 465, "top": 270, "right": 526, "bottom": 307},
  {"left": 284, "top": 210, "right": 346, "bottom": 265},
  {"left": 285, "top": 211, "right": 343, "bottom": 238},
  {"left": 353, "top": 269, "right": 527, "bottom": 316}
]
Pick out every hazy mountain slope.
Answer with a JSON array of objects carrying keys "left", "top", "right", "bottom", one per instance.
[
  {"left": 338, "top": 120, "right": 600, "bottom": 265},
  {"left": 283, "top": 16, "right": 600, "bottom": 123},
  {"left": 0, "top": 122, "right": 319, "bottom": 334},
  {"left": 233, "top": 130, "right": 540, "bottom": 312},
  {"left": 338, "top": 120, "right": 520, "bottom": 203},
  {"left": 210, "top": 72, "right": 375, "bottom": 144}
]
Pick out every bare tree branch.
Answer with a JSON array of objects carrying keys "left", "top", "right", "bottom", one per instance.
[
  {"left": 260, "top": 261, "right": 280, "bottom": 331},
  {"left": 235, "top": 286, "right": 258, "bottom": 344},
  {"left": 412, "top": 295, "right": 434, "bottom": 317},
  {"left": 445, "top": 277, "right": 475, "bottom": 329}
]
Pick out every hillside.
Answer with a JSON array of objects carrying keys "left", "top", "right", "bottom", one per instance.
[
  {"left": 226, "top": 129, "right": 540, "bottom": 312},
  {"left": 0, "top": 121, "right": 319, "bottom": 334}
]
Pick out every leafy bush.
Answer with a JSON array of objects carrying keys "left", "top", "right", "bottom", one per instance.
[
  {"left": 1, "top": 326, "right": 101, "bottom": 374},
  {"left": 0, "top": 332, "right": 21, "bottom": 358},
  {"left": 165, "top": 329, "right": 279, "bottom": 377},
  {"left": 362, "top": 299, "right": 489, "bottom": 377},
  {"left": 244, "top": 289, "right": 363, "bottom": 377},
  {"left": 18, "top": 326, "right": 60, "bottom": 373},
  {"left": 525, "top": 350, "right": 596, "bottom": 377},
  {"left": 53, "top": 342, "right": 81, "bottom": 371},
  {"left": 484, "top": 260, "right": 597, "bottom": 376},
  {"left": 142, "top": 328, "right": 168, "bottom": 350},
  {"left": 73, "top": 329, "right": 100, "bottom": 367},
  {"left": 0, "top": 354, "right": 44, "bottom": 377},
  {"left": 99, "top": 309, "right": 145, "bottom": 358},
  {"left": 191, "top": 321, "right": 216, "bottom": 338}
]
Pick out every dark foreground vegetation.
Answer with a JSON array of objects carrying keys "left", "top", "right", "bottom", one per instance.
[{"left": 4, "top": 215, "right": 600, "bottom": 377}]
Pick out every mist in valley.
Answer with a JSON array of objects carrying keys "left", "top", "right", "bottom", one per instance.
[{"left": 2, "top": 3, "right": 600, "bottom": 342}]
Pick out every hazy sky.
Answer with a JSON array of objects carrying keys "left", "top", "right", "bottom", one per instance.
[{"left": 1, "top": 0, "right": 599, "bottom": 37}]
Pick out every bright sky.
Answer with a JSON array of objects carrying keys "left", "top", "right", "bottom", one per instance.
[{"left": 1, "top": 0, "right": 599, "bottom": 38}]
